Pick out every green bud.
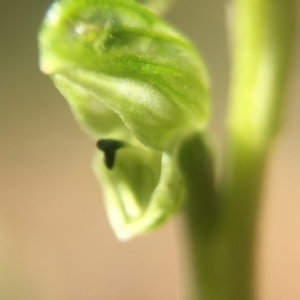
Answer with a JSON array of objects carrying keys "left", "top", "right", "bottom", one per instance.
[
  {"left": 38, "top": 0, "right": 210, "bottom": 239},
  {"left": 39, "top": 0, "right": 209, "bottom": 149}
]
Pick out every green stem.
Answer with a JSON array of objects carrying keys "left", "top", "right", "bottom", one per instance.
[
  {"left": 181, "top": 0, "right": 295, "bottom": 299},
  {"left": 178, "top": 133, "right": 216, "bottom": 300},
  {"left": 181, "top": 137, "right": 266, "bottom": 300}
]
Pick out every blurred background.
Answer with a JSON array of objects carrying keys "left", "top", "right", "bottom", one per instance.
[{"left": 0, "top": 0, "right": 299, "bottom": 299}]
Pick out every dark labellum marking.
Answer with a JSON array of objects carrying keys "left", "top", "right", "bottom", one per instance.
[{"left": 96, "top": 139, "right": 124, "bottom": 170}]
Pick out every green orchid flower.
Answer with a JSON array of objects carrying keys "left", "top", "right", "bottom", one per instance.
[{"left": 38, "top": 0, "right": 210, "bottom": 240}]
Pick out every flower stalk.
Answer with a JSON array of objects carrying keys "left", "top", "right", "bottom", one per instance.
[{"left": 182, "top": 0, "right": 295, "bottom": 299}]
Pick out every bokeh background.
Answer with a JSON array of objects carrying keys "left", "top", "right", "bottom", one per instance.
[{"left": 0, "top": 0, "right": 299, "bottom": 299}]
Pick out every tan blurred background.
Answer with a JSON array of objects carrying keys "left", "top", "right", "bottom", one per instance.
[{"left": 0, "top": 0, "right": 299, "bottom": 299}]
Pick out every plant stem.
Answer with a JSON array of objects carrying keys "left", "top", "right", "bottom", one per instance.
[
  {"left": 178, "top": 133, "right": 216, "bottom": 300},
  {"left": 181, "top": 0, "right": 295, "bottom": 299},
  {"left": 181, "top": 137, "right": 266, "bottom": 300}
]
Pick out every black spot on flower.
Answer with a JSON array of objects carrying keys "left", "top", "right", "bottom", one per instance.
[{"left": 96, "top": 139, "right": 124, "bottom": 169}]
